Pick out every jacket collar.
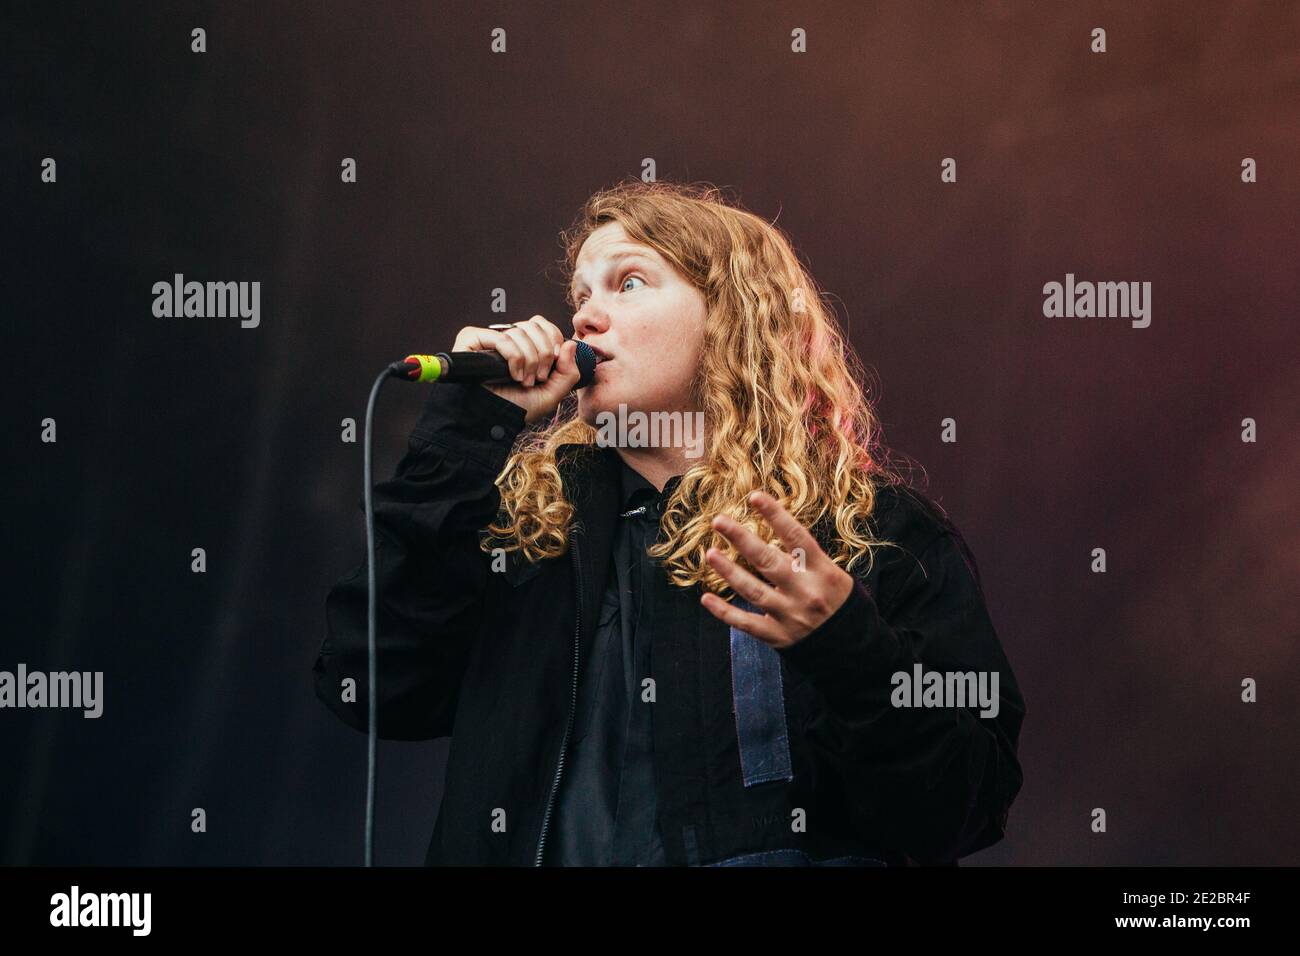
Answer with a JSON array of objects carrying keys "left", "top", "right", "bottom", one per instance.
[
  {"left": 551, "top": 444, "right": 689, "bottom": 657},
  {"left": 554, "top": 443, "right": 623, "bottom": 662}
]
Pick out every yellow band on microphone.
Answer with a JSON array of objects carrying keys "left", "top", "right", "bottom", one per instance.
[{"left": 403, "top": 354, "right": 444, "bottom": 383}]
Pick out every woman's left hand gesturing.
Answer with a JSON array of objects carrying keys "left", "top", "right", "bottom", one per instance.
[{"left": 700, "top": 490, "right": 857, "bottom": 649}]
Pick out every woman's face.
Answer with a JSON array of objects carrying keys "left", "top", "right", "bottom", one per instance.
[{"left": 570, "top": 221, "right": 707, "bottom": 424}]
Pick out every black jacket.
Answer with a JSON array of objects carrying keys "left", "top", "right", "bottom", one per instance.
[
  {"left": 313, "top": 382, "right": 1026, "bottom": 866},
  {"left": 548, "top": 460, "right": 675, "bottom": 865}
]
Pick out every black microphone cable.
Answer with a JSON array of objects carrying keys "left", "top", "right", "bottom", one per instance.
[
  {"left": 360, "top": 365, "right": 393, "bottom": 867},
  {"left": 357, "top": 358, "right": 427, "bottom": 866},
  {"left": 355, "top": 342, "right": 596, "bottom": 865}
]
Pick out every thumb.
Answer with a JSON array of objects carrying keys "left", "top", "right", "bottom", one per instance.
[{"left": 541, "top": 340, "right": 581, "bottom": 394}]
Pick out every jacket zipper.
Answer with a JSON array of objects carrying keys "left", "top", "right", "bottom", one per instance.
[{"left": 533, "top": 539, "right": 583, "bottom": 865}]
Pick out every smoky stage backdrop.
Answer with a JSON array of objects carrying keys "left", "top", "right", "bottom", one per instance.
[{"left": 3, "top": 1, "right": 1298, "bottom": 866}]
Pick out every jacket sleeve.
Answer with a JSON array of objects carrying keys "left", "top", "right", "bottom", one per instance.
[
  {"left": 776, "top": 530, "right": 1026, "bottom": 863},
  {"left": 312, "top": 382, "right": 527, "bottom": 740}
]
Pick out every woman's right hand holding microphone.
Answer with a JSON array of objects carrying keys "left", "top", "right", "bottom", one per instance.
[{"left": 450, "top": 315, "right": 582, "bottom": 424}]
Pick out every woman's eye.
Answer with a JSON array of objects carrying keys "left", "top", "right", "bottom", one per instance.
[{"left": 574, "top": 274, "right": 643, "bottom": 309}]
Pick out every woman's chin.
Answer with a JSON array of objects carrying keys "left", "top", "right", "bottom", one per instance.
[
  {"left": 578, "top": 403, "right": 609, "bottom": 427},
  {"left": 577, "top": 386, "right": 618, "bottom": 424}
]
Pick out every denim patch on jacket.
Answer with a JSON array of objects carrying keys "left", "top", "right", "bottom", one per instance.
[{"left": 728, "top": 596, "right": 795, "bottom": 787}]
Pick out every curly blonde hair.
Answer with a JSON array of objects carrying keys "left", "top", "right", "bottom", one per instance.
[{"left": 481, "top": 179, "right": 913, "bottom": 595}]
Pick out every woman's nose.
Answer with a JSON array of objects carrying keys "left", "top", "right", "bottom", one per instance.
[{"left": 573, "top": 302, "right": 609, "bottom": 336}]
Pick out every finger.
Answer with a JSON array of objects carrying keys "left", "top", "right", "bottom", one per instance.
[
  {"left": 705, "top": 546, "right": 787, "bottom": 615},
  {"left": 452, "top": 326, "right": 501, "bottom": 353},
  {"left": 514, "top": 317, "right": 557, "bottom": 382},
  {"left": 543, "top": 322, "right": 567, "bottom": 375},
  {"left": 534, "top": 339, "right": 580, "bottom": 399},
  {"left": 699, "top": 592, "right": 784, "bottom": 644},
  {"left": 532, "top": 315, "right": 566, "bottom": 352},
  {"left": 710, "top": 514, "right": 793, "bottom": 586},
  {"left": 746, "top": 491, "right": 824, "bottom": 561},
  {"left": 477, "top": 329, "right": 523, "bottom": 382},
  {"left": 552, "top": 338, "right": 577, "bottom": 377},
  {"left": 502, "top": 327, "right": 540, "bottom": 385}
]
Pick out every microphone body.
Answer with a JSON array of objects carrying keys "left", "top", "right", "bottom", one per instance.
[{"left": 394, "top": 340, "right": 597, "bottom": 390}]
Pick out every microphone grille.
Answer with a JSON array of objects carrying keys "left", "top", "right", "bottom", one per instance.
[{"left": 572, "top": 340, "right": 597, "bottom": 390}]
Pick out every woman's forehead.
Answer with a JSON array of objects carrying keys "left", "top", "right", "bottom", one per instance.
[
  {"left": 578, "top": 221, "right": 637, "bottom": 256},
  {"left": 573, "top": 229, "right": 663, "bottom": 283}
]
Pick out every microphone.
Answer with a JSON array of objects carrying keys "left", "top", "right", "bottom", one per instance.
[{"left": 391, "top": 340, "right": 598, "bottom": 390}]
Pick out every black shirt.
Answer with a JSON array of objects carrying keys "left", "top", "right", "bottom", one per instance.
[{"left": 547, "top": 458, "right": 684, "bottom": 866}]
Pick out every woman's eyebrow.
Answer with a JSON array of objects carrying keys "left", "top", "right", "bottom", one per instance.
[{"left": 569, "top": 250, "right": 654, "bottom": 298}]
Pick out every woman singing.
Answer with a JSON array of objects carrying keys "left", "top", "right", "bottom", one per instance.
[{"left": 314, "top": 179, "right": 1026, "bottom": 866}]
